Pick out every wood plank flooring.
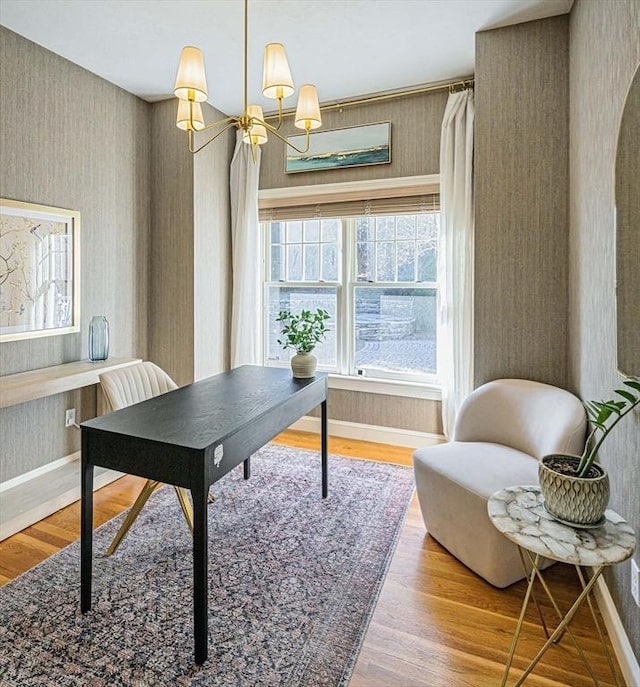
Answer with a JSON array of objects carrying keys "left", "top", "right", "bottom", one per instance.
[{"left": 0, "top": 431, "right": 623, "bottom": 686}]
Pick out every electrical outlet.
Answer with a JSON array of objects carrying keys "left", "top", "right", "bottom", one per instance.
[
  {"left": 631, "top": 559, "right": 640, "bottom": 608},
  {"left": 65, "top": 408, "right": 76, "bottom": 428}
]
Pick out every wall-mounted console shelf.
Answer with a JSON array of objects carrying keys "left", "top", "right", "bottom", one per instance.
[
  {"left": 0, "top": 357, "right": 142, "bottom": 540},
  {"left": 0, "top": 357, "right": 142, "bottom": 408}
]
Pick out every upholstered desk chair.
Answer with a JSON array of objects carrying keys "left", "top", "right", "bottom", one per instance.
[
  {"left": 413, "top": 379, "right": 586, "bottom": 587},
  {"left": 99, "top": 361, "right": 195, "bottom": 556}
]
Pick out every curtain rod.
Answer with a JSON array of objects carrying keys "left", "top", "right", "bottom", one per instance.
[{"left": 263, "top": 77, "right": 474, "bottom": 120}]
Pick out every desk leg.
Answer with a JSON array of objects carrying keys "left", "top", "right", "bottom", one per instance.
[
  {"left": 80, "top": 434, "right": 94, "bottom": 614},
  {"left": 243, "top": 458, "right": 251, "bottom": 480},
  {"left": 321, "top": 399, "right": 328, "bottom": 498},
  {"left": 192, "top": 483, "right": 209, "bottom": 665}
]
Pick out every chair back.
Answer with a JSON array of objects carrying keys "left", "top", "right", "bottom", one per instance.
[
  {"left": 453, "top": 378, "right": 586, "bottom": 459},
  {"left": 99, "top": 361, "right": 177, "bottom": 412}
]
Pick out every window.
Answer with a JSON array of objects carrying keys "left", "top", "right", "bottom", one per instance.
[{"left": 262, "top": 194, "right": 439, "bottom": 384}]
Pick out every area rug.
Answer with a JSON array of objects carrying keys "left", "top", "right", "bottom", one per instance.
[{"left": 0, "top": 444, "right": 414, "bottom": 687}]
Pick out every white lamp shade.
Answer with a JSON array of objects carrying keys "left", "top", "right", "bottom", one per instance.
[
  {"left": 242, "top": 104, "right": 268, "bottom": 145},
  {"left": 262, "top": 43, "right": 294, "bottom": 100},
  {"left": 176, "top": 100, "right": 205, "bottom": 131},
  {"left": 174, "top": 46, "right": 208, "bottom": 102},
  {"left": 294, "top": 84, "right": 322, "bottom": 130}
]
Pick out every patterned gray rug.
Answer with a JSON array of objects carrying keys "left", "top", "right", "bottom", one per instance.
[{"left": 0, "top": 444, "right": 414, "bottom": 687}]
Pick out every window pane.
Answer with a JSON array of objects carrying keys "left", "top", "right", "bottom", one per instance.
[
  {"left": 356, "top": 241, "right": 375, "bottom": 282},
  {"left": 304, "top": 244, "right": 320, "bottom": 281},
  {"left": 286, "top": 221, "right": 303, "bottom": 243},
  {"left": 287, "top": 244, "right": 303, "bottom": 281},
  {"left": 267, "top": 286, "right": 337, "bottom": 366},
  {"left": 417, "top": 213, "right": 438, "bottom": 282},
  {"left": 322, "top": 244, "right": 338, "bottom": 281},
  {"left": 396, "top": 215, "right": 416, "bottom": 240},
  {"left": 304, "top": 220, "right": 320, "bottom": 243},
  {"left": 376, "top": 216, "right": 395, "bottom": 241},
  {"left": 417, "top": 241, "right": 437, "bottom": 282},
  {"left": 356, "top": 217, "right": 374, "bottom": 242},
  {"left": 321, "top": 219, "right": 339, "bottom": 243},
  {"left": 376, "top": 241, "right": 395, "bottom": 281},
  {"left": 270, "top": 222, "right": 284, "bottom": 244},
  {"left": 354, "top": 287, "right": 437, "bottom": 375},
  {"left": 397, "top": 241, "right": 416, "bottom": 282},
  {"left": 270, "top": 244, "right": 284, "bottom": 281}
]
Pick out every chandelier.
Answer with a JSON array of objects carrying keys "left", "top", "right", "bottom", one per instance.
[{"left": 173, "top": 0, "right": 322, "bottom": 154}]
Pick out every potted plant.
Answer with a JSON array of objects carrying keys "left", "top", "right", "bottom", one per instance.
[
  {"left": 539, "top": 379, "right": 640, "bottom": 527},
  {"left": 276, "top": 308, "right": 330, "bottom": 378}
]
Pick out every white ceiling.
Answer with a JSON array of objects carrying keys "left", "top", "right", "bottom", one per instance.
[{"left": 0, "top": 0, "right": 572, "bottom": 115}]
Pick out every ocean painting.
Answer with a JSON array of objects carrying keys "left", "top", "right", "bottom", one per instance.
[{"left": 286, "top": 122, "right": 391, "bottom": 173}]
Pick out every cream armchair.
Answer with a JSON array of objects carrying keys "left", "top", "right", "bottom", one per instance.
[
  {"left": 412, "top": 379, "right": 586, "bottom": 587},
  {"left": 98, "top": 361, "right": 195, "bottom": 556}
]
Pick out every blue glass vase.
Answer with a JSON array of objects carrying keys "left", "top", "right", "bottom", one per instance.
[{"left": 88, "top": 316, "right": 109, "bottom": 362}]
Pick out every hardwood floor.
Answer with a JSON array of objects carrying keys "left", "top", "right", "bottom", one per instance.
[{"left": 0, "top": 431, "right": 623, "bottom": 686}]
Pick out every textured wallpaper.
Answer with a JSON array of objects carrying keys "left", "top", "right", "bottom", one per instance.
[
  {"left": 0, "top": 28, "right": 150, "bottom": 480},
  {"left": 259, "top": 90, "right": 448, "bottom": 189},
  {"left": 474, "top": 16, "right": 570, "bottom": 389},
  {"left": 568, "top": 0, "right": 640, "bottom": 658}
]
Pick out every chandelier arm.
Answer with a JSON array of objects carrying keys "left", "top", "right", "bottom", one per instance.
[
  {"left": 189, "top": 121, "right": 239, "bottom": 154},
  {"left": 272, "top": 98, "right": 284, "bottom": 131},
  {"left": 197, "top": 115, "right": 240, "bottom": 134},
  {"left": 261, "top": 120, "right": 311, "bottom": 154}
]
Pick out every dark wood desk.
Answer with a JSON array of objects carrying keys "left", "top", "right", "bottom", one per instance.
[{"left": 80, "top": 365, "right": 328, "bottom": 664}]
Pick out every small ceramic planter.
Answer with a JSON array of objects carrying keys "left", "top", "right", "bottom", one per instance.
[
  {"left": 291, "top": 352, "right": 317, "bottom": 379},
  {"left": 539, "top": 454, "right": 610, "bottom": 527}
]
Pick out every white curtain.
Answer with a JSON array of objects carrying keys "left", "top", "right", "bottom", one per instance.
[
  {"left": 230, "top": 131, "right": 262, "bottom": 368},
  {"left": 437, "top": 89, "right": 475, "bottom": 439}
]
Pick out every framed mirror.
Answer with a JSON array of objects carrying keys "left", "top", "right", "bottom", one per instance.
[{"left": 615, "top": 64, "right": 639, "bottom": 377}]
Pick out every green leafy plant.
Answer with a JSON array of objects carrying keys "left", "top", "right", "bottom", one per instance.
[
  {"left": 577, "top": 379, "right": 640, "bottom": 477},
  {"left": 276, "top": 308, "right": 330, "bottom": 354}
]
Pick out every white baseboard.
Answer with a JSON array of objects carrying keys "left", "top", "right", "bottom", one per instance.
[
  {"left": 290, "top": 415, "right": 444, "bottom": 449},
  {"left": 593, "top": 574, "right": 640, "bottom": 686},
  {"left": 0, "top": 452, "right": 79, "bottom": 493},
  {"left": 0, "top": 453, "right": 123, "bottom": 540}
]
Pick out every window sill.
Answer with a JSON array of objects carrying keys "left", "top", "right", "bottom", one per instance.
[{"left": 327, "top": 374, "right": 441, "bottom": 401}]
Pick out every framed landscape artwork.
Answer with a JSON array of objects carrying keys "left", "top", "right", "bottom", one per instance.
[
  {"left": 0, "top": 198, "right": 80, "bottom": 342},
  {"left": 285, "top": 122, "right": 391, "bottom": 173}
]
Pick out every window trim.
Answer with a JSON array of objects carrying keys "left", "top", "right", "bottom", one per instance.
[{"left": 260, "top": 175, "right": 441, "bottom": 389}]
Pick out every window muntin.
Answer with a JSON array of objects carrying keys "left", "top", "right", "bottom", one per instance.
[
  {"left": 355, "top": 214, "right": 438, "bottom": 283},
  {"left": 269, "top": 218, "right": 340, "bottom": 282},
  {"left": 264, "top": 211, "right": 439, "bottom": 382}
]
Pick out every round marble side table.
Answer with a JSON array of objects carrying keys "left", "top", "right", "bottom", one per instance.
[{"left": 488, "top": 485, "right": 636, "bottom": 687}]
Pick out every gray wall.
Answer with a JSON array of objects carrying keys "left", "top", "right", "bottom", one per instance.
[
  {"left": 474, "top": 16, "right": 570, "bottom": 389},
  {"left": 148, "top": 101, "right": 234, "bottom": 387},
  {"left": 0, "top": 28, "right": 150, "bottom": 481},
  {"left": 149, "top": 100, "right": 194, "bottom": 387},
  {"left": 568, "top": 0, "right": 640, "bottom": 656},
  {"left": 193, "top": 114, "right": 235, "bottom": 380},
  {"left": 309, "top": 390, "right": 443, "bottom": 436},
  {"left": 260, "top": 90, "right": 448, "bottom": 190}
]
